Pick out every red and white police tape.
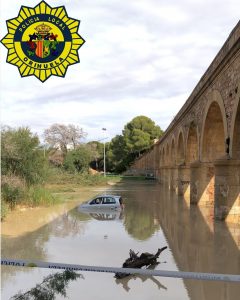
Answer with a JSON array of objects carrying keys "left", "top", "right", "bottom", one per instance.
[{"left": 1, "top": 258, "right": 240, "bottom": 282}]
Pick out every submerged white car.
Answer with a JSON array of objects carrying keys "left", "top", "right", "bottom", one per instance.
[{"left": 80, "top": 195, "right": 124, "bottom": 211}]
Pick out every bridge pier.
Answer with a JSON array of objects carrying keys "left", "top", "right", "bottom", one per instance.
[
  {"left": 214, "top": 159, "right": 240, "bottom": 223},
  {"left": 159, "top": 167, "right": 179, "bottom": 193},
  {"left": 155, "top": 168, "right": 160, "bottom": 181},
  {"left": 160, "top": 167, "right": 170, "bottom": 187},
  {"left": 190, "top": 160, "right": 240, "bottom": 224},
  {"left": 190, "top": 161, "right": 214, "bottom": 207},
  {"left": 160, "top": 166, "right": 192, "bottom": 206},
  {"left": 167, "top": 167, "right": 171, "bottom": 190},
  {"left": 177, "top": 166, "right": 191, "bottom": 205},
  {"left": 140, "top": 159, "right": 240, "bottom": 224},
  {"left": 170, "top": 167, "right": 178, "bottom": 193}
]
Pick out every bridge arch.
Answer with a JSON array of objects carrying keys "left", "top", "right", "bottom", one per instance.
[
  {"left": 158, "top": 147, "right": 161, "bottom": 168},
  {"left": 230, "top": 88, "right": 240, "bottom": 159},
  {"left": 162, "top": 147, "right": 165, "bottom": 166},
  {"left": 200, "top": 90, "right": 227, "bottom": 162},
  {"left": 166, "top": 143, "right": 170, "bottom": 165},
  {"left": 156, "top": 145, "right": 160, "bottom": 168},
  {"left": 176, "top": 129, "right": 185, "bottom": 165},
  {"left": 186, "top": 122, "right": 199, "bottom": 165},
  {"left": 170, "top": 137, "right": 176, "bottom": 166}
]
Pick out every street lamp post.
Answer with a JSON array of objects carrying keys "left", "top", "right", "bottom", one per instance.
[{"left": 102, "top": 128, "right": 107, "bottom": 177}]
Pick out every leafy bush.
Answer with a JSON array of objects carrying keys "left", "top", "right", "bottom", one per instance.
[
  {"left": 1, "top": 184, "right": 24, "bottom": 207},
  {"left": 1, "top": 126, "right": 48, "bottom": 185},
  {"left": 63, "top": 146, "right": 91, "bottom": 173},
  {"left": 1, "top": 175, "right": 59, "bottom": 215},
  {"left": 1, "top": 176, "right": 25, "bottom": 208}
]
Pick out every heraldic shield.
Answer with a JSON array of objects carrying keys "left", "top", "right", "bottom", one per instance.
[{"left": 22, "top": 23, "right": 61, "bottom": 60}]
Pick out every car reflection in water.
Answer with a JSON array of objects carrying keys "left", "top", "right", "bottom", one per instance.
[
  {"left": 88, "top": 210, "right": 124, "bottom": 221},
  {"left": 78, "top": 207, "right": 124, "bottom": 221},
  {"left": 77, "top": 208, "right": 124, "bottom": 221}
]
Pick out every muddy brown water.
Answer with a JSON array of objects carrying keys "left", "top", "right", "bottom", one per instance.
[{"left": 1, "top": 181, "right": 240, "bottom": 300}]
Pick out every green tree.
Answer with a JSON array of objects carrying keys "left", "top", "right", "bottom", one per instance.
[
  {"left": 123, "top": 115, "right": 163, "bottom": 156},
  {"left": 86, "top": 141, "right": 104, "bottom": 170},
  {"left": 107, "top": 135, "right": 130, "bottom": 173},
  {"left": 63, "top": 145, "right": 91, "bottom": 173},
  {"left": 107, "top": 116, "right": 163, "bottom": 173},
  {"left": 1, "top": 126, "right": 46, "bottom": 185}
]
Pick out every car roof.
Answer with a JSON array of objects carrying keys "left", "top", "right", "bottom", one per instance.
[{"left": 94, "top": 195, "right": 121, "bottom": 198}]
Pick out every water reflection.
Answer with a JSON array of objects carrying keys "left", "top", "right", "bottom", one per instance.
[
  {"left": 1, "top": 181, "right": 240, "bottom": 300},
  {"left": 115, "top": 264, "right": 167, "bottom": 292},
  {"left": 1, "top": 208, "right": 89, "bottom": 288},
  {"left": 152, "top": 186, "right": 240, "bottom": 300},
  {"left": 120, "top": 183, "right": 161, "bottom": 241},
  {"left": 11, "top": 270, "right": 83, "bottom": 300},
  {"left": 124, "top": 198, "right": 160, "bottom": 241},
  {"left": 77, "top": 207, "right": 124, "bottom": 221}
]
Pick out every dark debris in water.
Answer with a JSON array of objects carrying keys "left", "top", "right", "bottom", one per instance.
[{"left": 115, "top": 246, "right": 167, "bottom": 279}]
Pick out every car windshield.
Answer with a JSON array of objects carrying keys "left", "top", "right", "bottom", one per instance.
[{"left": 89, "top": 197, "right": 102, "bottom": 205}]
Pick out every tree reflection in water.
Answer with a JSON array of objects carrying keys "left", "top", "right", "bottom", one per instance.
[
  {"left": 11, "top": 270, "right": 83, "bottom": 300},
  {"left": 124, "top": 193, "right": 160, "bottom": 240}
]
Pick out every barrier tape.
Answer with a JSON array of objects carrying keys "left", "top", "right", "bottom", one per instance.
[{"left": 1, "top": 258, "right": 240, "bottom": 282}]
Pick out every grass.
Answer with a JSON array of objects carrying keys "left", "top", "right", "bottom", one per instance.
[
  {"left": 25, "top": 186, "right": 61, "bottom": 206},
  {"left": 1, "top": 186, "right": 61, "bottom": 221},
  {"left": 1, "top": 173, "right": 61, "bottom": 220},
  {"left": 45, "top": 168, "right": 122, "bottom": 192}
]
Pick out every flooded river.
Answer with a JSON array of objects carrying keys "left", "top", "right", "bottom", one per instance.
[{"left": 1, "top": 180, "right": 240, "bottom": 299}]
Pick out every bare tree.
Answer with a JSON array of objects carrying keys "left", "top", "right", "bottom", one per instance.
[{"left": 44, "top": 124, "right": 87, "bottom": 155}]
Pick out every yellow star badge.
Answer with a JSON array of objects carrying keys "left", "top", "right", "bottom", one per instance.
[{"left": 1, "top": 1, "right": 85, "bottom": 82}]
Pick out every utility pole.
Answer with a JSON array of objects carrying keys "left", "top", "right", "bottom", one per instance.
[{"left": 102, "top": 128, "right": 107, "bottom": 177}]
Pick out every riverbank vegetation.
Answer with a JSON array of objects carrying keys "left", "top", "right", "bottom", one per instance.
[
  {"left": 1, "top": 126, "right": 59, "bottom": 220},
  {"left": 1, "top": 116, "right": 163, "bottom": 220},
  {"left": 45, "top": 168, "right": 120, "bottom": 194}
]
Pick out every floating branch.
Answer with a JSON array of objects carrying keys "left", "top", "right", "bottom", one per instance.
[{"left": 115, "top": 246, "right": 168, "bottom": 279}]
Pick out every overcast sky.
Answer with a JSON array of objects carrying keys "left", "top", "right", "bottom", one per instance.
[{"left": 0, "top": 0, "right": 239, "bottom": 142}]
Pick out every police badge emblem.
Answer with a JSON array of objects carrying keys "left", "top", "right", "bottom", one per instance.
[{"left": 1, "top": 1, "right": 85, "bottom": 82}]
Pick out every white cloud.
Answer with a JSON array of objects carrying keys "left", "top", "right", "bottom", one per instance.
[{"left": 0, "top": 0, "right": 239, "bottom": 142}]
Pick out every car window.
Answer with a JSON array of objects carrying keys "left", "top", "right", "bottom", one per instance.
[
  {"left": 90, "top": 197, "right": 102, "bottom": 205},
  {"left": 102, "top": 197, "right": 116, "bottom": 204}
]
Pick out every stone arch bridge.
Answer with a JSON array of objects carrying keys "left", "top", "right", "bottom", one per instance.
[{"left": 130, "top": 21, "right": 240, "bottom": 224}]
